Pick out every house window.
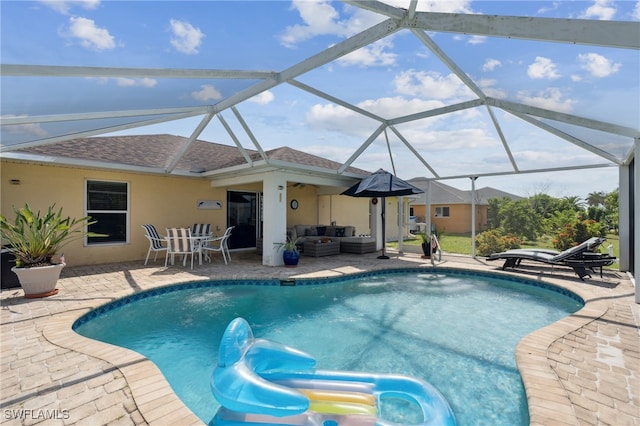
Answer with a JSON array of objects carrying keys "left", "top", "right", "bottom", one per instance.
[
  {"left": 434, "top": 206, "right": 450, "bottom": 217},
  {"left": 86, "top": 180, "right": 129, "bottom": 244}
]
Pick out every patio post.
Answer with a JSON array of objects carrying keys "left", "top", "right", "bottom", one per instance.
[{"left": 262, "top": 172, "right": 288, "bottom": 267}]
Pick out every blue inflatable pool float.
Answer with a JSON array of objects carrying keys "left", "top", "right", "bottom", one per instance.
[{"left": 211, "top": 318, "right": 456, "bottom": 426}]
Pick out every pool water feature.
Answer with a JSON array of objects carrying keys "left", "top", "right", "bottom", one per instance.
[{"left": 74, "top": 269, "right": 583, "bottom": 426}]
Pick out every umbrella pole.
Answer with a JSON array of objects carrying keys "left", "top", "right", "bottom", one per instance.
[{"left": 378, "top": 197, "right": 389, "bottom": 259}]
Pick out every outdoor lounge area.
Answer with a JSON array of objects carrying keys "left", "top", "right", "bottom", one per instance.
[{"left": 1, "top": 249, "right": 637, "bottom": 426}]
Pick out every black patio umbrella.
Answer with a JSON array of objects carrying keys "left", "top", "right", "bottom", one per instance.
[{"left": 341, "top": 169, "right": 424, "bottom": 259}]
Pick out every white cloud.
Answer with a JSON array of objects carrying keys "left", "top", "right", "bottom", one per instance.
[
  {"left": 476, "top": 78, "right": 507, "bottom": 98},
  {"left": 278, "top": 0, "right": 352, "bottom": 48},
  {"left": 306, "top": 103, "right": 377, "bottom": 137},
  {"left": 2, "top": 116, "right": 48, "bottom": 138},
  {"left": 169, "top": 19, "right": 204, "bottom": 55},
  {"left": 66, "top": 16, "right": 115, "bottom": 50},
  {"left": 384, "top": 0, "right": 473, "bottom": 13},
  {"left": 482, "top": 59, "right": 501, "bottom": 72},
  {"left": 302, "top": 144, "right": 364, "bottom": 164},
  {"left": 191, "top": 85, "right": 222, "bottom": 102},
  {"left": 89, "top": 77, "right": 156, "bottom": 88},
  {"left": 527, "top": 57, "right": 560, "bottom": 80},
  {"left": 279, "top": 0, "right": 473, "bottom": 49},
  {"left": 399, "top": 126, "right": 499, "bottom": 151},
  {"left": 517, "top": 87, "right": 575, "bottom": 112},
  {"left": 578, "top": 53, "right": 621, "bottom": 78},
  {"left": 633, "top": 1, "right": 640, "bottom": 20},
  {"left": 337, "top": 39, "right": 397, "bottom": 67},
  {"left": 305, "top": 96, "right": 446, "bottom": 138},
  {"left": 467, "top": 35, "right": 487, "bottom": 45},
  {"left": 249, "top": 91, "right": 275, "bottom": 105},
  {"left": 360, "top": 96, "right": 445, "bottom": 118},
  {"left": 393, "top": 70, "right": 474, "bottom": 101},
  {"left": 537, "top": 2, "right": 561, "bottom": 14},
  {"left": 580, "top": 0, "right": 617, "bottom": 20},
  {"left": 39, "top": 0, "right": 100, "bottom": 15},
  {"left": 115, "top": 78, "right": 157, "bottom": 88}
]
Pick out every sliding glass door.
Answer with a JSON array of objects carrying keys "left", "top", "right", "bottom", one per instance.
[{"left": 226, "top": 191, "right": 259, "bottom": 250}]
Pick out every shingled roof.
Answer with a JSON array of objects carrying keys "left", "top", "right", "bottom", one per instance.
[
  {"left": 16, "top": 134, "right": 370, "bottom": 176},
  {"left": 408, "top": 178, "right": 522, "bottom": 205}
]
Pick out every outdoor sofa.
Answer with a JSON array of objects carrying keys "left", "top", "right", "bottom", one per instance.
[
  {"left": 290, "top": 225, "right": 377, "bottom": 254},
  {"left": 256, "top": 225, "right": 377, "bottom": 255}
]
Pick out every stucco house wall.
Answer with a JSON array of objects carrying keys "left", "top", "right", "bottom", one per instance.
[
  {"left": 411, "top": 203, "right": 488, "bottom": 234},
  {"left": 318, "top": 195, "right": 371, "bottom": 235},
  {"left": 284, "top": 191, "right": 371, "bottom": 236},
  {"left": 2, "top": 160, "right": 374, "bottom": 267},
  {"left": 431, "top": 204, "right": 488, "bottom": 234},
  {"left": 2, "top": 161, "right": 234, "bottom": 266}
]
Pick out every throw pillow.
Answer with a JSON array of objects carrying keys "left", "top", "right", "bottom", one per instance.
[{"left": 335, "top": 227, "right": 345, "bottom": 237}]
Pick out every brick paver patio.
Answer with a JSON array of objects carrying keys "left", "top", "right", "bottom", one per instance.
[{"left": 1, "top": 249, "right": 638, "bottom": 425}]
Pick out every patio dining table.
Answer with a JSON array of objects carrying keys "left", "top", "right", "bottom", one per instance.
[
  {"left": 165, "top": 229, "right": 218, "bottom": 267},
  {"left": 191, "top": 232, "right": 218, "bottom": 265}
]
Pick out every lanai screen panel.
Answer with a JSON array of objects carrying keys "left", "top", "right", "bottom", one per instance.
[{"left": 1, "top": 1, "right": 638, "bottom": 181}]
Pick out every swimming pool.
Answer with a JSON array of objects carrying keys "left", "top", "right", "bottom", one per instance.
[{"left": 74, "top": 268, "right": 583, "bottom": 426}]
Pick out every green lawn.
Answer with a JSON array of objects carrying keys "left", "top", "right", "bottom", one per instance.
[{"left": 391, "top": 233, "right": 619, "bottom": 258}]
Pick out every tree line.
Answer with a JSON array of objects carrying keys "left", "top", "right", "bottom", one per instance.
[{"left": 476, "top": 189, "right": 618, "bottom": 256}]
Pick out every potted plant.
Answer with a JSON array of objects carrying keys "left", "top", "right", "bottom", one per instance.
[
  {"left": 0, "top": 203, "right": 103, "bottom": 298},
  {"left": 418, "top": 232, "right": 431, "bottom": 258},
  {"left": 274, "top": 237, "right": 302, "bottom": 267}
]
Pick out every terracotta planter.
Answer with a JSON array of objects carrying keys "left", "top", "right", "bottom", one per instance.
[{"left": 11, "top": 263, "right": 64, "bottom": 298}]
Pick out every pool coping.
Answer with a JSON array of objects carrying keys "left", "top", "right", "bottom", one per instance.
[{"left": 40, "top": 264, "right": 610, "bottom": 426}]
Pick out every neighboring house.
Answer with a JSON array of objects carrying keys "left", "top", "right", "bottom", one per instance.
[
  {"left": 407, "top": 178, "right": 522, "bottom": 234},
  {"left": 1, "top": 134, "right": 374, "bottom": 267}
]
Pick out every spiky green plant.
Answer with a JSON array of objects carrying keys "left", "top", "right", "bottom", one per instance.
[
  {"left": 274, "top": 236, "right": 303, "bottom": 254},
  {"left": 0, "top": 204, "right": 104, "bottom": 268}
]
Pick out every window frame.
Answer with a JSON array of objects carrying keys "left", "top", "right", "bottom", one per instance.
[
  {"left": 85, "top": 179, "right": 130, "bottom": 246},
  {"left": 434, "top": 206, "right": 450, "bottom": 218}
]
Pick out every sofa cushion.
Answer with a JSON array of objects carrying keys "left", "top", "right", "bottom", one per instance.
[
  {"left": 294, "top": 224, "right": 312, "bottom": 237},
  {"left": 292, "top": 224, "right": 356, "bottom": 241}
]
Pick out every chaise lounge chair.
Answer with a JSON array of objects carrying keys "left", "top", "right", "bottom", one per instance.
[{"left": 487, "top": 237, "right": 616, "bottom": 280}]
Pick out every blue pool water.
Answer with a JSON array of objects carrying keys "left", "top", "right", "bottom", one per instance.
[{"left": 74, "top": 269, "right": 583, "bottom": 426}]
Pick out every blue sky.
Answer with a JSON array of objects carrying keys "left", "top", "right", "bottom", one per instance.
[{"left": 2, "top": 1, "right": 639, "bottom": 200}]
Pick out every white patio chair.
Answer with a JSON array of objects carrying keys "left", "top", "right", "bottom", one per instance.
[
  {"left": 191, "top": 223, "right": 212, "bottom": 237},
  {"left": 165, "top": 228, "right": 200, "bottom": 269},
  {"left": 142, "top": 224, "right": 167, "bottom": 265},
  {"left": 222, "top": 226, "right": 234, "bottom": 261},
  {"left": 202, "top": 226, "right": 234, "bottom": 264}
]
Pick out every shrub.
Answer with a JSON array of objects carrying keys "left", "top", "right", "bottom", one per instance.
[
  {"left": 476, "top": 229, "right": 522, "bottom": 256},
  {"left": 553, "top": 218, "right": 604, "bottom": 250}
]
